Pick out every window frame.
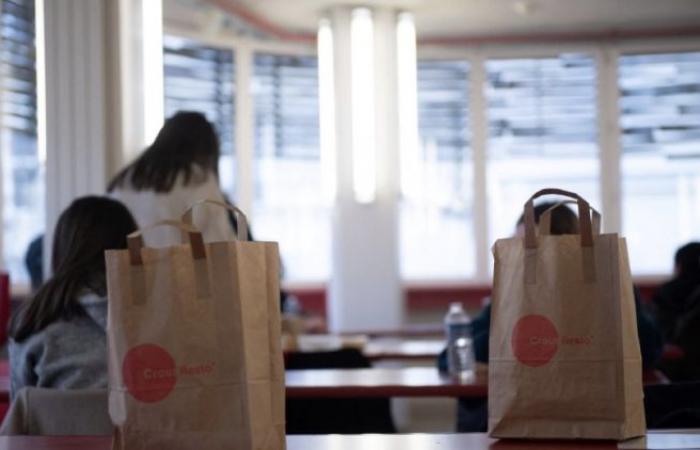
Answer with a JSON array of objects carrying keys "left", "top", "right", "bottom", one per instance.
[
  {"left": 417, "top": 38, "right": 700, "bottom": 285},
  {"left": 162, "top": 27, "right": 326, "bottom": 286},
  {"left": 614, "top": 41, "right": 700, "bottom": 277},
  {"left": 0, "top": 0, "right": 42, "bottom": 292},
  {"left": 161, "top": 26, "right": 316, "bottom": 221},
  {"left": 161, "top": 25, "right": 700, "bottom": 286}
]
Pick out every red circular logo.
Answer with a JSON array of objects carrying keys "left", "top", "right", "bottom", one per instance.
[
  {"left": 511, "top": 315, "right": 559, "bottom": 367},
  {"left": 122, "top": 344, "right": 177, "bottom": 403}
]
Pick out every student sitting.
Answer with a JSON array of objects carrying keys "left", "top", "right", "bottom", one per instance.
[
  {"left": 652, "top": 242, "right": 700, "bottom": 343},
  {"left": 8, "top": 197, "right": 137, "bottom": 400},
  {"left": 653, "top": 242, "right": 700, "bottom": 380}
]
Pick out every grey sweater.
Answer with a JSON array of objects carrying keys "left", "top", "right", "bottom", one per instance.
[{"left": 8, "top": 293, "right": 108, "bottom": 400}]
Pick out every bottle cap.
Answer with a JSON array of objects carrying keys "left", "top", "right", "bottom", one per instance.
[{"left": 449, "top": 302, "right": 463, "bottom": 313}]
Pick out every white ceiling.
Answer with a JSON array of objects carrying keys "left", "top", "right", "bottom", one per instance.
[{"left": 197, "top": 0, "right": 700, "bottom": 37}]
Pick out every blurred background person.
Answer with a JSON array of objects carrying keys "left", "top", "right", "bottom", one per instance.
[
  {"left": 108, "top": 111, "right": 233, "bottom": 246},
  {"left": 653, "top": 242, "right": 700, "bottom": 381}
]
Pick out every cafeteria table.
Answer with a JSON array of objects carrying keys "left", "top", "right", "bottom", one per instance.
[
  {"left": 0, "top": 366, "right": 669, "bottom": 403},
  {"left": 285, "top": 366, "right": 670, "bottom": 399},
  {"left": 284, "top": 334, "right": 445, "bottom": 362},
  {"left": 0, "top": 367, "right": 486, "bottom": 404},
  {"left": 0, "top": 431, "right": 697, "bottom": 449},
  {"left": 285, "top": 366, "right": 488, "bottom": 398}
]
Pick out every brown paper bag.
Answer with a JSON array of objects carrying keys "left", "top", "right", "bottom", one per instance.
[
  {"left": 106, "top": 202, "right": 285, "bottom": 450},
  {"left": 488, "top": 188, "right": 645, "bottom": 440}
]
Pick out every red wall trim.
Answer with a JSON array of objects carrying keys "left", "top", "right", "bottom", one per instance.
[
  {"left": 405, "top": 285, "right": 491, "bottom": 311},
  {"left": 289, "top": 280, "right": 664, "bottom": 319},
  {"left": 287, "top": 287, "right": 327, "bottom": 316}
]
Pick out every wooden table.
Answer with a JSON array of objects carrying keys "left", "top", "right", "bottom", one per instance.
[
  {"left": 285, "top": 367, "right": 487, "bottom": 398},
  {"left": 0, "top": 366, "right": 668, "bottom": 404},
  {"left": 0, "top": 367, "right": 485, "bottom": 403},
  {"left": 284, "top": 366, "right": 672, "bottom": 399},
  {"left": 0, "top": 432, "right": 697, "bottom": 449},
  {"left": 284, "top": 334, "right": 445, "bottom": 362}
]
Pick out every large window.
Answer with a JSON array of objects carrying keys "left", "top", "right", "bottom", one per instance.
[
  {"left": 485, "top": 54, "right": 600, "bottom": 242},
  {"left": 620, "top": 51, "right": 700, "bottom": 275},
  {"left": 163, "top": 35, "right": 236, "bottom": 197},
  {"left": 158, "top": 34, "right": 700, "bottom": 282},
  {"left": 252, "top": 53, "right": 329, "bottom": 281},
  {"left": 0, "top": 0, "right": 42, "bottom": 285},
  {"left": 400, "top": 60, "right": 474, "bottom": 279}
]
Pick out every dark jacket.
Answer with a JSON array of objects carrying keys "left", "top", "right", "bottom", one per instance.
[{"left": 652, "top": 275, "right": 700, "bottom": 343}]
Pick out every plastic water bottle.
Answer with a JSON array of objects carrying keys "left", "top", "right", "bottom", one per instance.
[{"left": 445, "top": 302, "right": 474, "bottom": 379}]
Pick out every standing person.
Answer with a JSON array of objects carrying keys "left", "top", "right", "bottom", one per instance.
[
  {"left": 108, "top": 111, "right": 233, "bottom": 246},
  {"left": 8, "top": 197, "right": 138, "bottom": 399}
]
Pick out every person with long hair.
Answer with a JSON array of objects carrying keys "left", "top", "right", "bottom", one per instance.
[
  {"left": 108, "top": 111, "right": 234, "bottom": 246},
  {"left": 8, "top": 197, "right": 138, "bottom": 399}
]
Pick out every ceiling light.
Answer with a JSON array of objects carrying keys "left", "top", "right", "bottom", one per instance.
[
  {"left": 396, "top": 11, "right": 420, "bottom": 201},
  {"left": 318, "top": 18, "right": 336, "bottom": 204},
  {"left": 142, "top": 0, "right": 165, "bottom": 145},
  {"left": 350, "top": 7, "right": 376, "bottom": 204}
]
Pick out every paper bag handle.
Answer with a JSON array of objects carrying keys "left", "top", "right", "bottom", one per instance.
[
  {"left": 127, "top": 220, "right": 206, "bottom": 266},
  {"left": 182, "top": 199, "right": 249, "bottom": 242},
  {"left": 539, "top": 200, "right": 601, "bottom": 236},
  {"left": 524, "top": 188, "right": 594, "bottom": 249}
]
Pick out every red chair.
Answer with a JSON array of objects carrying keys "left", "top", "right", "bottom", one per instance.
[
  {"left": 0, "top": 272, "right": 8, "bottom": 347},
  {"left": 0, "top": 272, "right": 9, "bottom": 424},
  {"left": 662, "top": 344, "right": 686, "bottom": 361}
]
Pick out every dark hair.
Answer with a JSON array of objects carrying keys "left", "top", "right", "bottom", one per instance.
[
  {"left": 516, "top": 201, "right": 579, "bottom": 235},
  {"left": 10, "top": 196, "right": 138, "bottom": 342},
  {"left": 107, "top": 111, "right": 220, "bottom": 193},
  {"left": 674, "top": 242, "right": 700, "bottom": 277}
]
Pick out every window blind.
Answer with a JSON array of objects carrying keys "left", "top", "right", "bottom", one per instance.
[
  {"left": 486, "top": 54, "right": 597, "bottom": 157},
  {"left": 253, "top": 53, "right": 319, "bottom": 159},
  {"left": 163, "top": 35, "right": 235, "bottom": 155}
]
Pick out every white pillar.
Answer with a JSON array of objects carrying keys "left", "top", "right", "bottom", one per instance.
[
  {"left": 597, "top": 46, "right": 622, "bottom": 233},
  {"left": 470, "top": 52, "right": 490, "bottom": 280},
  {"left": 41, "top": 0, "right": 160, "bottom": 272},
  {"left": 43, "top": 0, "right": 111, "bottom": 251},
  {"left": 235, "top": 43, "right": 254, "bottom": 216},
  {"left": 328, "top": 7, "right": 402, "bottom": 332}
]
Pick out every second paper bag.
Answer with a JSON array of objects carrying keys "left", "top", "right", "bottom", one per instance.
[{"left": 488, "top": 188, "right": 645, "bottom": 440}]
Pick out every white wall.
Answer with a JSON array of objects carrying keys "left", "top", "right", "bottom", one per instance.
[
  {"left": 327, "top": 7, "right": 403, "bottom": 332},
  {"left": 41, "top": 0, "right": 162, "bottom": 274}
]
